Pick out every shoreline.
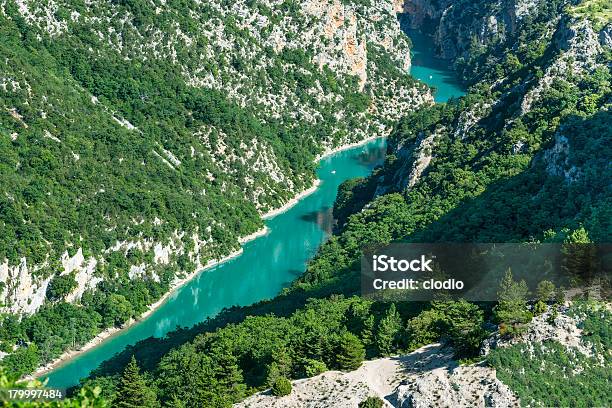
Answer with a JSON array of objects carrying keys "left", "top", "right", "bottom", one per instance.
[
  {"left": 262, "top": 179, "right": 321, "bottom": 220},
  {"left": 263, "top": 135, "right": 385, "bottom": 220},
  {"left": 32, "top": 227, "right": 269, "bottom": 379},
  {"left": 315, "top": 134, "right": 383, "bottom": 162},
  {"left": 33, "top": 135, "right": 384, "bottom": 379}
]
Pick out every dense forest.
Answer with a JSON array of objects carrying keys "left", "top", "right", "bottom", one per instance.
[
  {"left": 0, "top": 0, "right": 428, "bottom": 378},
  {"left": 1, "top": 0, "right": 610, "bottom": 406},
  {"left": 34, "top": 0, "right": 608, "bottom": 406}
]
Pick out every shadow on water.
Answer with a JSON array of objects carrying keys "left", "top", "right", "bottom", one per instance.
[
  {"left": 352, "top": 146, "right": 387, "bottom": 167},
  {"left": 300, "top": 207, "right": 334, "bottom": 234},
  {"left": 287, "top": 269, "right": 305, "bottom": 277}
]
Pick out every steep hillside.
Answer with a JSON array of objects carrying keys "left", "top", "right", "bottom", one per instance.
[
  {"left": 55, "top": 1, "right": 610, "bottom": 406},
  {"left": 235, "top": 302, "right": 609, "bottom": 408},
  {"left": 0, "top": 0, "right": 609, "bottom": 405},
  {"left": 330, "top": 0, "right": 611, "bottom": 249},
  {"left": 0, "top": 0, "right": 431, "bottom": 377}
]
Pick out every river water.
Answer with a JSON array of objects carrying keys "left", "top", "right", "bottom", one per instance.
[{"left": 44, "top": 24, "right": 464, "bottom": 389}]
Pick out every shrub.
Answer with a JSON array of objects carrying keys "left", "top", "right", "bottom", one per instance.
[
  {"left": 359, "top": 396, "right": 384, "bottom": 408},
  {"left": 304, "top": 359, "right": 327, "bottom": 377},
  {"left": 46, "top": 272, "right": 77, "bottom": 301},
  {"left": 271, "top": 377, "right": 292, "bottom": 397},
  {"left": 534, "top": 300, "right": 547, "bottom": 316}
]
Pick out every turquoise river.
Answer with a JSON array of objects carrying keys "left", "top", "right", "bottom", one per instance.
[{"left": 44, "top": 26, "right": 464, "bottom": 388}]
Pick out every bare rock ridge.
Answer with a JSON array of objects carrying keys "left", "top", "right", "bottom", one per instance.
[{"left": 236, "top": 303, "right": 603, "bottom": 407}]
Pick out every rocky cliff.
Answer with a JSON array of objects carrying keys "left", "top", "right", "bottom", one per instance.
[{"left": 399, "top": 0, "right": 549, "bottom": 60}]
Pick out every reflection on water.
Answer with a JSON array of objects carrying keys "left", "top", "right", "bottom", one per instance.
[
  {"left": 300, "top": 206, "right": 334, "bottom": 234},
  {"left": 354, "top": 144, "right": 387, "bottom": 167}
]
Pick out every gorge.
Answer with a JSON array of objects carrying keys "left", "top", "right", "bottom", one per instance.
[
  {"left": 41, "top": 24, "right": 465, "bottom": 389},
  {"left": 1, "top": 0, "right": 609, "bottom": 406}
]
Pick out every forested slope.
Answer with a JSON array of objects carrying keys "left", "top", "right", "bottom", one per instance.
[
  {"left": 0, "top": 0, "right": 431, "bottom": 377},
  {"left": 0, "top": 0, "right": 610, "bottom": 405},
  {"left": 60, "top": 0, "right": 610, "bottom": 406}
]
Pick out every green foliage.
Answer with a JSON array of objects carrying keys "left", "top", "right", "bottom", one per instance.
[
  {"left": 265, "top": 346, "right": 292, "bottom": 387},
  {"left": 46, "top": 273, "right": 77, "bottom": 302},
  {"left": 303, "top": 359, "right": 327, "bottom": 377},
  {"left": 536, "top": 280, "right": 556, "bottom": 303},
  {"left": 334, "top": 332, "right": 365, "bottom": 371},
  {"left": 0, "top": 345, "right": 39, "bottom": 381},
  {"left": 0, "top": 367, "right": 109, "bottom": 407},
  {"left": 489, "top": 302, "right": 611, "bottom": 407},
  {"left": 569, "top": 0, "right": 612, "bottom": 31},
  {"left": 406, "top": 300, "right": 486, "bottom": 358},
  {"left": 87, "top": 3, "right": 609, "bottom": 401},
  {"left": 101, "top": 295, "right": 133, "bottom": 328},
  {"left": 0, "top": 0, "right": 419, "bottom": 377},
  {"left": 7, "top": 1, "right": 608, "bottom": 406},
  {"left": 493, "top": 270, "right": 533, "bottom": 336},
  {"left": 358, "top": 396, "right": 384, "bottom": 408},
  {"left": 533, "top": 300, "right": 547, "bottom": 316},
  {"left": 112, "top": 356, "right": 159, "bottom": 408},
  {"left": 375, "top": 304, "right": 402, "bottom": 356},
  {"left": 270, "top": 377, "right": 292, "bottom": 397}
]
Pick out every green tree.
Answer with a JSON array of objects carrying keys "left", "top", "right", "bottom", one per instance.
[
  {"left": 335, "top": 332, "right": 365, "bottom": 371},
  {"left": 536, "top": 280, "right": 556, "bottom": 303},
  {"left": 266, "top": 346, "right": 292, "bottom": 386},
  {"left": 46, "top": 273, "right": 77, "bottom": 301},
  {"left": 376, "top": 303, "right": 402, "bottom": 355},
  {"left": 555, "top": 286, "right": 566, "bottom": 304},
  {"left": 101, "top": 294, "right": 133, "bottom": 327},
  {"left": 113, "top": 356, "right": 159, "bottom": 408},
  {"left": 494, "top": 270, "right": 533, "bottom": 336},
  {"left": 304, "top": 359, "right": 327, "bottom": 377},
  {"left": 406, "top": 307, "right": 444, "bottom": 350},
  {"left": 562, "top": 227, "right": 598, "bottom": 286},
  {"left": 0, "top": 344, "right": 39, "bottom": 380},
  {"left": 361, "top": 314, "right": 375, "bottom": 353},
  {"left": 436, "top": 300, "right": 487, "bottom": 358},
  {"left": 271, "top": 377, "right": 292, "bottom": 397},
  {"left": 359, "top": 396, "right": 384, "bottom": 408},
  {"left": 534, "top": 300, "right": 547, "bottom": 315}
]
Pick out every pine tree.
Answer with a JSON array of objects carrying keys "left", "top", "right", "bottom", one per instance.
[
  {"left": 561, "top": 227, "right": 597, "bottom": 285},
  {"left": 113, "top": 356, "right": 159, "bottom": 408},
  {"left": 361, "top": 315, "right": 375, "bottom": 353},
  {"left": 335, "top": 332, "right": 365, "bottom": 371},
  {"left": 536, "top": 280, "right": 556, "bottom": 303},
  {"left": 376, "top": 303, "right": 402, "bottom": 356},
  {"left": 494, "top": 270, "right": 532, "bottom": 336}
]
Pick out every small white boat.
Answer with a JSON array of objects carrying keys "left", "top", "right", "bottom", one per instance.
[
  {"left": 331, "top": 170, "right": 336, "bottom": 174},
  {"left": 429, "top": 75, "right": 433, "bottom": 79}
]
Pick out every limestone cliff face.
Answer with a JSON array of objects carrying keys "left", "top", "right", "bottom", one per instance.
[
  {"left": 357, "top": 1, "right": 610, "bottom": 219},
  {"left": 398, "top": 0, "right": 544, "bottom": 59}
]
